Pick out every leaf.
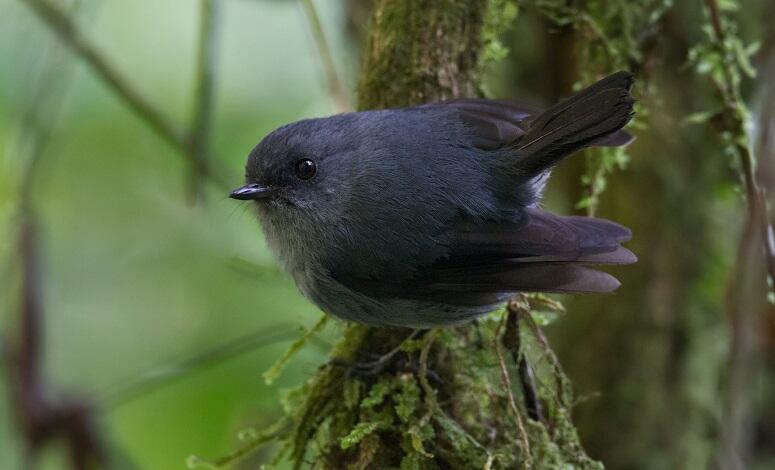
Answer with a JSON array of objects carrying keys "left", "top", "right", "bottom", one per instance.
[
  {"left": 733, "top": 38, "right": 759, "bottom": 78},
  {"left": 394, "top": 375, "right": 422, "bottom": 422},
  {"left": 263, "top": 315, "right": 328, "bottom": 385},
  {"left": 361, "top": 378, "right": 394, "bottom": 409},
  {"left": 683, "top": 109, "right": 722, "bottom": 126},
  {"left": 340, "top": 422, "right": 383, "bottom": 450}
]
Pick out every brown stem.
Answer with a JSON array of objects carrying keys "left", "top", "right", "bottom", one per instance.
[
  {"left": 21, "top": 0, "right": 229, "bottom": 190},
  {"left": 494, "top": 313, "right": 533, "bottom": 468},
  {"left": 704, "top": 0, "right": 775, "bottom": 283},
  {"left": 299, "top": 0, "right": 352, "bottom": 112},
  {"left": 504, "top": 299, "right": 545, "bottom": 424},
  {"left": 187, "top": 0, "right": 222, "bottom": 202}
]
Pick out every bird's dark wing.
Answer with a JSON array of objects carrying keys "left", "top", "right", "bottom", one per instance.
[
  {"left": 427, "top": 95, "right": 634, "bottom": 151},
  {"left": 334, "top": 208, "right": 635, "bottom": 307}
]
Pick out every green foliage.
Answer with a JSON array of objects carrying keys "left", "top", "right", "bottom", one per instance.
[
  {"left": 688, "top": 2, "right": 774, "bottom": 303},
  {"left": 686, "top": 1, "right": 758, "bottom": 170},
  {"left": 195, "top": 2, "right": 710, "bottom": 469},
  {"left": 263, "top": 315, "right": 329, "bottom": 385},
  {"left": 192, "top": 294, "right": 601, "bottom": 469},
  {"left": 525, "top": 0, "right": 675, "bottom": 215},
  {"left": 481, "top": 0, "right": 521, "bottom": 66}
]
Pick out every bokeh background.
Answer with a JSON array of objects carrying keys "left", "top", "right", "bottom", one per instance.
[{"left": 1, "top": 0, "right": 774, "bottom": 469}]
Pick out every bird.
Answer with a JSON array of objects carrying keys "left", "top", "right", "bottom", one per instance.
[{"left": 231, "top": 71, "right": 637, "bottom": 328}]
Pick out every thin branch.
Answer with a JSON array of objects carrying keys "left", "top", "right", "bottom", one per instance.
[
  {"left": 494, "top": 312, "right": 532, "bottom": 469},
  {"left": 504, "top": 299, "right": 545, "bottom": 424},
  {"left": 18, "top": 38, "right": 77, "bottom": 200},
  {"left": 100, "top": 327, "right": 297, "bottom": 410},
  {"left": 520, "top": 309, "right": 571, "bottom": 410},
  {"left": 188, "top": 0, "right": 222, "bottom": 202},
  {"left": 21, "top": 0, "right": 183, "bottom": 149},
  {"left": 187, "top": 417, "right": 291, "bottom": 469},
  {"left": 704, "top": 0, "right": 775, "bottom": 284},
  {"left": 20, "top": 0, "right": 229, "bottom": 189},
  {"left": 11, "top": 214, "right": 110, "bottom": 469},
  {"left": 299, "top": 0, "right": 351, "bottom": 112},
  {"left": 5, "top": 8, "right": 113, "bottom": 465},
  {"left": 703, "top": 2, "right": 773, "bottom": 467}
]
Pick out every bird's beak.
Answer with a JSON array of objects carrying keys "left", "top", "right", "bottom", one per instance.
[{"left": 229, "top": 183, "right": 276, "bottom": 201}]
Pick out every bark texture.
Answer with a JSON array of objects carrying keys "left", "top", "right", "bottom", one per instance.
[
  {"left": 270, "top": 2, "right": 602, "bottom": 469},
  {"left": 358, "top": 0, "right": 486, "bottom": 109}
]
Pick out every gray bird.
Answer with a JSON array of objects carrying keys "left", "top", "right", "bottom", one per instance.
[{"left": 231, "top": 71, "right": 637, "bottom": 328}]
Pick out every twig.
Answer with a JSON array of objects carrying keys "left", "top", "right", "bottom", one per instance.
[
  {"left": 21, "top": 0, "right": 183, "bottom": 150},
  {"left": 101, "top": 327, "right": 297, "bottom": 410},
  {"left": 6, "top": 7, "right": 110, "bottom": 466},
  {"left": 494, "top": 312, "right": 532, "bottom": 469},
  {"left": 704, "top": 0, "right": 775, "bottom": 284},
  {"left": 18, "top": 35, "right": 77, "bottom": 200},
  {"left": 187, "top": 417, "right": 291, "bottom": 469},
  {"left": 417, "top": 329, "right": 439, "bottom": 425},
  {"left": 520, "top": 306, "right": 572, "bottom": 409},
  {"left": 20, "top": 0, "right": 229, "bottom": 189},
  {"left": 263, "top": 315, "right": 328, "bottom": 385},
  {"left": 415, "top": 330, "right": 490, "bottom": 460},
  {"left": 504, "top": 299, "right": 545, "bottom": 424},
  {"left": 11, "top": 215, "right": 109, "bottom": 469},
  {"left": 299, "top": 0, "right": 351, "bottom": 112},
  {"left": 187, "top": 0, "right": 222, "bottom": 202},
  {"left": 702, "top": 2, "right": 773, "bottom": 467}
]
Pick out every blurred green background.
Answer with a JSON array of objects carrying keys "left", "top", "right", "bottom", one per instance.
[
  {"left": 0, "top": 1, "right": 355, "bottom": 468},
  {"left": 2, "top": 0, "right": 775, "bottom": 469}
]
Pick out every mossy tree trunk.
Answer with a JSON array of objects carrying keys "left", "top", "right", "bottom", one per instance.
[
  {"left": 268, "top": 2, "right": 604, "bottom": 469},
  {"left": 526, "top": 2, "right": 770, "bottom": 469}
]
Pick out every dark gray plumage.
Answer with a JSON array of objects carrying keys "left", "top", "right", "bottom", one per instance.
[{"left": 231, "top": 71, "right": 637, "bottom": 327}]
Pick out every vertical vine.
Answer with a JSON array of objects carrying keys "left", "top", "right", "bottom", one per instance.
[
  {"left": 525, "top": 0, "right": 674, "bottom": 214},
  {"left": 689, "top": 1, "right": 773, "bottom": 467}
]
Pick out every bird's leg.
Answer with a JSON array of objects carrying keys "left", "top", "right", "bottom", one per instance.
[{"left": 331, "top": 329, "right": 423, "bottom": 376}]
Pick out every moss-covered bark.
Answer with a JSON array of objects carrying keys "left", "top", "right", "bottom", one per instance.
[
  {"left": 357, "top": 0, "right": 487, "bottom": 110},
  {"left": 245, "top": 2, "right": 603, "bottom": 469},
  {"left": 525, "top": 2, "right": 754, "bottom": 469}
]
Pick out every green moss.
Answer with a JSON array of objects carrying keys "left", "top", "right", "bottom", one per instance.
[
  {"left": 198, "top": 299, "right": 602, "bottom": 468},
  {"left": 198, "top": 0, "right": 612, "bottom": 467},
  {"left": 526, "top": 0, "right": 675, "bottom": 215},
  {"left": 341, "top": 416, "right": 392, "bottom": 450},
  {"left": 358, "top": 0, "right": 520, "bottom": 109}
]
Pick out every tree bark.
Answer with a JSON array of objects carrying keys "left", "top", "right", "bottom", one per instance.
[
  {"left": 357, "top": 0, "right": 486, "bottom": 110},
  {"left": 274, "top": 2, "right": 603, "bottom": 469}
]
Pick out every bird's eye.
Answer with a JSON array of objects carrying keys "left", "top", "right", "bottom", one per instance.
[{"left": 294, "top": 158, "right": 316, "bottom": 180}]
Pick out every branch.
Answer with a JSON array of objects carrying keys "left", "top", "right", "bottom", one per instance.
[
  {"left": 702, "top": 1, "right": 774, "bottom": 466},
  {"left": 703, "top": 0, "right": 775, "bottom": 284},
  {"left": 494, "top": 313, "right": 532, "bottom": 469},
  {"left": 299, "top": 0, "right": 351, "bottom": 112},
  {"left": 10, "top": 214, "right": 110, "bottom": 469},
  {"left": 187, "top": 0, "right": 222, "bottom": 201},
  {"left": 100, "top": 327, "right": 297, "bottom": 410},
  {"left": 20, "top": 0, "right": 229, "bottom": 189},
  {"left": 504, "top": 298, "right": 545, "bottom": 424}
]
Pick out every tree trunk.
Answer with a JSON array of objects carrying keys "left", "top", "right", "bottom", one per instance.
[{"left": 274, "top": 2, "right": 603, "bottom": 469}]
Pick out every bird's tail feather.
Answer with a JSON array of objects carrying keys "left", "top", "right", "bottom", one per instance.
[{"left": 515, "top": 71, "right": 635, "bottom": 177}]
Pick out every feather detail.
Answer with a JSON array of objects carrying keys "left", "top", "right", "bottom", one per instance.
[
  {"left": 426, "top": 95, "right": 633, "bottom": 152},
  {"left": 513, "top": 71, "right": 635, "bottom": 176},
  {"left": 334, "top": 209, "right": 636, "bottom": 306}
]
